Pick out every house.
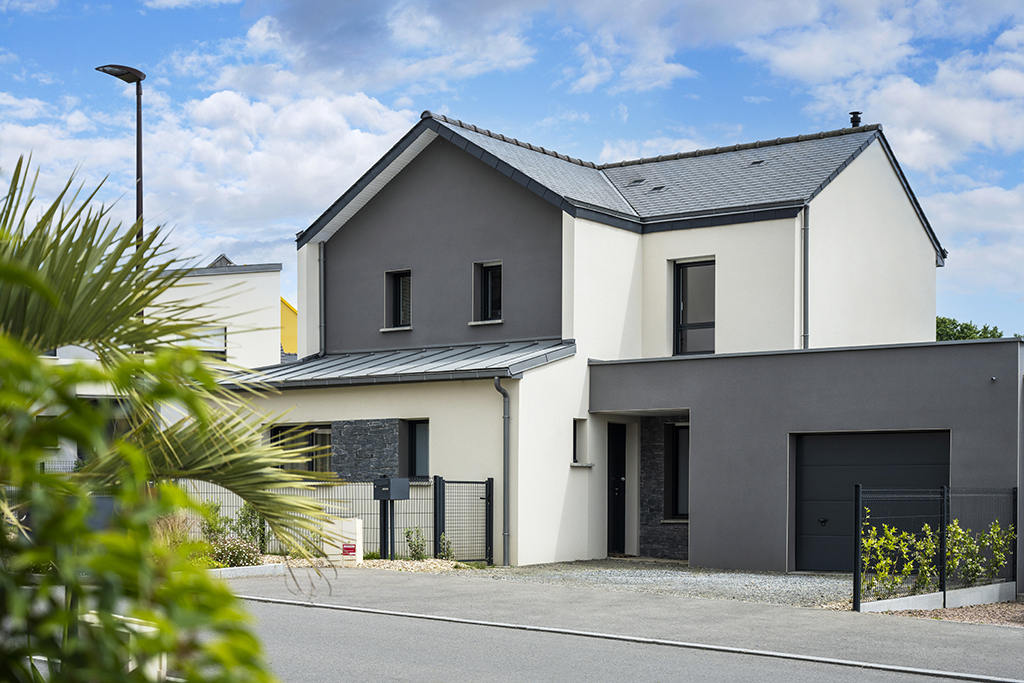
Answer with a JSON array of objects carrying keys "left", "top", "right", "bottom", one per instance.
[
  {"left": 246, "top": 111, "right": 1023, "bottom": 579},
  {"left": 44, "top": 254, "right": 286, "bottom": 468}
]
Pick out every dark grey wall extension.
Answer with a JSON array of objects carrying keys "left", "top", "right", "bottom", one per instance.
[
  {"left": 590, "top": 339, "right": 1024, "bottom": 578},
  {"left": 322, "top": 137, "right": 563, "bottom": 353}
]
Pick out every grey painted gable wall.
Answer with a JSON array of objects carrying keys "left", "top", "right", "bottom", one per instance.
[
  {"left": 323, "top": 138, "right": 562, "bottom": 353},
  {"left": 589, "top": 340, "right": 1023, "bottom": 577}
]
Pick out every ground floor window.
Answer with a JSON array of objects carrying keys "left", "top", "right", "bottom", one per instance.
[
  {"left": 666, "top": 425, "right": 689, "bottom": 518},
  {"left": 270, "top": 424, "right": 332, "bottom": 472},
  {"left": 399, "top": 419, "right": 429, "bottom": 479}
]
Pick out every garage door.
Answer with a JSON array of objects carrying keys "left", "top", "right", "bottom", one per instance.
[{"left": 795, "top": 431, "right": 949, "bottom": 572}]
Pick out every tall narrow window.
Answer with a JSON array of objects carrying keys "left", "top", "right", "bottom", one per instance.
[
  {"left": 391, "top": 270, "right": 411, "bottom": 327},
  {"left": 674, "top": 261, "right": 715, "bottom": 354},
  {"left": 481, "top": 264, "right": 502, "bottom": 321},
  {"left": 665, "top": 425, "right": 689, "bottom": 518}
]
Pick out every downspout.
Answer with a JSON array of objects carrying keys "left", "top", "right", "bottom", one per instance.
[
  {"left": 318, "top": 241, "right": 326, "bottom": 357},
  {"left": 802, "top": 205, "right": 810, "bottom": 350},
  {"left": 493, "top": 377, "right": 510, "bottom": 566}
]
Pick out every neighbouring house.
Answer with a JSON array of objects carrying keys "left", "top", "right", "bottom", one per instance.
[
  {"left": 244, "top": 111, "right": 1023, "bottom": 580},
  {"left": 44, "top": 254, "right": 285, "bottom": 467},
  {"left": 281, "top": 297, "right": 298, "bottom": 362}
]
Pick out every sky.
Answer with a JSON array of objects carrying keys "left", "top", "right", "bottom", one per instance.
[{"left": 1, "top": 0, "right": 1023, "bottom": 334}]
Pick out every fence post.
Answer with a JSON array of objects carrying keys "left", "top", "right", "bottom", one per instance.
[
  {"left": 485, "top": 478, "right": 494, "bottom": 566},
  {"left": 379, "top": 498, "right": 389, "bottom": 561},
  {"left": 939, "top": 485, "right": 948, "bottom": 608},
  {"left": 1013, "top": 487, "right": 1018, "bottom": 585},
  {"left": 433, "top": 476, "right": 445, "bottom": 558},
  {"left": 853, "top": 483, "right": 862, "bottom": 612}
]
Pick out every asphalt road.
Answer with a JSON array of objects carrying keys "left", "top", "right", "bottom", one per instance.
[
  {"left": 245, "top": 599, "right": 973, "bottom": 683},
  {"left": 230, "top": 569, "right": 1024, "bottom": 683}
]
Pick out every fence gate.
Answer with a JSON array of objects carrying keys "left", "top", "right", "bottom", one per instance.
[{"left": 434, "top": 476, "right": 493, "bottom": 565}]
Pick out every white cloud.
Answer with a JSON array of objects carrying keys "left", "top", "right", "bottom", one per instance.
[
  {"left": 598, "top": 134, "right": 707, "bottom": 163},
  {"left": 926, "top": 183, "right": 1024, "bottom": 293},
  {"left": 614, "top": 103, "right": 628, "bottom": 122},
  {"left": 568, "top": 42, "right": 614, "bottom": 94},
  {"left": 0, "top": 0, "right": 57, "bottom": 11},
  {"left": 744, "top": 96, "right": 771, "bottom": 104},
  {"left": 143, "top": 0, "right": 241, "bottom": 8}
]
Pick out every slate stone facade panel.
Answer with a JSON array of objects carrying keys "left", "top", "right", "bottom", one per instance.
[
  {"left": 639, "top": 415, "right": 689, "bottom": 561},
  {"left": 331, "top": 419, "right": 400, "bottom": 481}
]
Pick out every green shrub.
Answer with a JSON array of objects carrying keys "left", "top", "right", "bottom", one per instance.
[
  {"left": 232, "top": 501, "right": 269, "bottom": 552},
  {"left": 404, "top": 527, "right": 427, "bottom": 561},
  {"left": 210, "top": 536, "right": 262, "bottom": 567},
  {"left": 362, "top": 550, "right": 381, "bottom": 560},
  {"left": 200, "top": 500, "right": 231, "bottom": 542},
  {"left": 437, "top": 532, "right": 454, "bottom": 561}
]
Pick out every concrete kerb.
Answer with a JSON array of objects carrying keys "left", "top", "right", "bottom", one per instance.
[{"left": 207, "top": 563, "right": 288, "bottom": 580}]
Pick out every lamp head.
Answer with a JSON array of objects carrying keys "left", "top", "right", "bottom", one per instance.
[{"left": 96, "top": 64, "right": 146, "bottom": 84}]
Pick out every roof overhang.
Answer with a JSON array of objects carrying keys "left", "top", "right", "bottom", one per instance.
[{"left": 228, "top": 338, "right": 576, "bottom": 390}]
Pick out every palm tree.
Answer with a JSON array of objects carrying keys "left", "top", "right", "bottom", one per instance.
[{"left": 0, "top": 156, "right": 332, "bottom": 681}]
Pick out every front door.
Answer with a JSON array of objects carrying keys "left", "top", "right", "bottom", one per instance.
[{"left": 607, "top": 423, "right": 626, "bottom": 555}]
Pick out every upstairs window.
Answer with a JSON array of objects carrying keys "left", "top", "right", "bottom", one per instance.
[
  {"left": 674, "top": 261, "right": 715, "bottom": 355},
  {"left": 387, "top": 270, "right": 412, "bottom": 328},
  {"left": 471, "top": 261, "right": 502, "bottom": 324}
]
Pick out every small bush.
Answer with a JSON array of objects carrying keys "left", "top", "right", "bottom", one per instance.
[
  {"left": 200, "top": 500, "right": 231, "bottom": 542},
  {"left": 363, "top": 550, "right": 381, "bottom": 560},
  {"left": 437, "top": 532, "right": 454, "bottom": 560},
  {"left": 404, "top": 527, "right": 427, "bottom": 560},
  {"left": 210, "top": 536, "right": 262, "bottom": 568},
  {"left": 232, "top": 501, "right": 269, "bottom": 552},
  {"left": 151, "top": 512, "right": 194, "bottom": 552}
]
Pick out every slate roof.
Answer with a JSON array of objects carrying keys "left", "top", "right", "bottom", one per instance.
[
  {"left": 234, "top": 339, "right": 575, "bottom": 389},
  {"left": 297, "top": 111, "right": 944, "bottom": 261}
]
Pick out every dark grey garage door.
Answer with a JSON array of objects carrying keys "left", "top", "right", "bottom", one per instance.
[{"left": 795, "top": 431, "right": 949, "bottom": 572}]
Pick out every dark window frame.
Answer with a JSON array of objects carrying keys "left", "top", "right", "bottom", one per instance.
[
  {"left": 390, "top": 270, "right": 412, "bottom": 328},
  {"left": 480, "top": 263, "right": 502, "bottom": 321},
  {"left": 270, "top": 424, "right": 333, "bottom": 473},
  {"left": 673, "top": 260, "right": 715, "bottom": 355},
  {"left": 399, "top": 419, "right": 429, "bottom": 480},
  {"left": 664, "top": 424, "right": 689, "bottom": 519}
]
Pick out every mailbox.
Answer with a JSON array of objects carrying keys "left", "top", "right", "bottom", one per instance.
[{"left": 373, "top": 477, "right": 410, "bottom": 501}]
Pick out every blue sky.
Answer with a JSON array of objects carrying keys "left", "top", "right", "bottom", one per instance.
[{"left": 2, "top": 0, "right": 1023, "bottom": 334}]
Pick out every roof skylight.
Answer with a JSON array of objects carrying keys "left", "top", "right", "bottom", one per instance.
[
  {"left": 648, "top": 186, "right": 666, "bottom": 193},
  {"left": 627, "top": 178, "right": 645, "bottom": 186}
]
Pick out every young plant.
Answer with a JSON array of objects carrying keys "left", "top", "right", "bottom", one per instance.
[{"left": 404, "top": 527, "right": 427, "bottom": 561}]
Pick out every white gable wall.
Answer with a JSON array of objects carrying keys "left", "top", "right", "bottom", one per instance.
[
  {"left": 640, "top": 217, "right": 801, "bottom": 357},
  {"left": 808, "top": 141, "right": 937, "bottom": 348},
  {"left": 297, "top": 243, "right": 320, "bottom": 359}
]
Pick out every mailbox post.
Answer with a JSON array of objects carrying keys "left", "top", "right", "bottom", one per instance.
[{"left": 374, "top": 478, "right": 409, "bottom": 560}]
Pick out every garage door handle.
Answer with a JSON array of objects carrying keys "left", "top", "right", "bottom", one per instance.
[{"left": 818, "top": 518, "right": 828, "bottom": 527}]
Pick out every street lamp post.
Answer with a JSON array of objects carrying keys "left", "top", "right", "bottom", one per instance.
[{"left": 96, "top": 64, "right": 146, "bottom": 249}]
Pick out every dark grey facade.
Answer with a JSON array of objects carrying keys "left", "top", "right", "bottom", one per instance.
[
  {"left": 590, "top": 339, "right": 1024, "bottom": 582},
  {"left": 331, "top": 419, "right": 400, "bottom": 480},
  {"left": 322, "top": 137, "right": 563, "bottom": 353}
]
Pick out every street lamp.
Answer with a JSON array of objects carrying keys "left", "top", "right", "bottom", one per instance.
[{"left": 96, "top": 64, "right": 146, "bottom": 249}]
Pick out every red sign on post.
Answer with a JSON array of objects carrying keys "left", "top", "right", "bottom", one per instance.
[{"left": 342, "top": 544, "right": 356, "bottom": 556}]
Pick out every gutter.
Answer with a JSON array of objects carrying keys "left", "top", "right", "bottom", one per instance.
[
  {"left": 318, "top": 242, "right": 326, "bottom": 357},
  {"left": 802, "top": 205, "right": 810, "bottom": 350},
  {"left": 493, "top": 377, "right": 511, "bottom": 566}
]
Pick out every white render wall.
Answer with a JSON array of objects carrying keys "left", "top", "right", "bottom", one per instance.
[
  {"left": 153, "top": 268, "right": 281, "bottom": 369},
  {"left": 640, "top": 217, "right": 801, "bottom": 357},
  {"left": 251, "top": 379, "right": 516, "bottom": 565},
  {"left": 297, "top": 243, "right": 320, "bottom": 359},
  {"left": 808, "top": 141, "right": 937, "bottom": 348}
]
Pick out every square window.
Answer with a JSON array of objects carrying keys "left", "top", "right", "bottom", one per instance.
[
  {"left": 674, "top": 261, "right": 714, "bottom": 355},
  {"left": 271, "top": 425, "right": 332, "bottom": 473}
]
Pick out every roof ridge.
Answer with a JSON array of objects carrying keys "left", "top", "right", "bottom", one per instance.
[{"left": 420, "top": 110, "right": 881, "bottom": 170}]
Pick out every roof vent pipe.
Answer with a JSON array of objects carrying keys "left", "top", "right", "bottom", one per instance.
[{"left": 849, "top": 111, "right": 862, "bottom": 127}]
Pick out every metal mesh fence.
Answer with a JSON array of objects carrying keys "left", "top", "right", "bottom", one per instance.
[
  {"left": 856, "top": 487, "right": 1017, "bottom": 607},
  {"left": 174, "top": 478, "right": 491, "bottom": 562}
]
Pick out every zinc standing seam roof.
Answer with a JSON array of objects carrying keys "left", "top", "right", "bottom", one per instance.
[{"left": 235, "top": 339, "right": 575, "bottom": 388}]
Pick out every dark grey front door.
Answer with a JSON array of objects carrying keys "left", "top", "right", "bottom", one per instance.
[
  {"left": 795, "top": 431, "right": 950, "bottom": 571},
  {"left": 607, "top": 423, "right": 626, "bottom": 555}
]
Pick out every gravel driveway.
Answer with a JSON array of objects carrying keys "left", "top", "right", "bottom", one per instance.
[{"left": 441, "top": 559, "right": 854, "bottom": 608}]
